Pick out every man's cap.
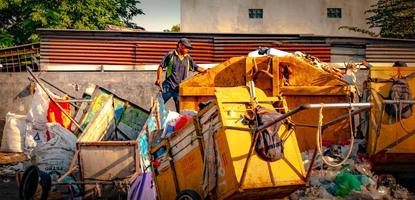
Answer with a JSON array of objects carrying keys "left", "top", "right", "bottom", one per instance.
[{"left": 178, "top": 38, "right": 192, "bottom": 49}]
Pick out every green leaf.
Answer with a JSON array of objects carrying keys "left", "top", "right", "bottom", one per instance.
[{"left": 0, "top": 0, "right": 144, "bottom": 47}]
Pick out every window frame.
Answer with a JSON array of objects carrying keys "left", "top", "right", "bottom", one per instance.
[
  {"left": 248, "top": 9, "right": 263, "bottom": 19},
  {"left": 327, "top": 8, "right": 342, "bottom": 18}
]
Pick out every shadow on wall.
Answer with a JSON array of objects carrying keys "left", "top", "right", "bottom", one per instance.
[
  {"left": 14, "top": 83, "right": 34, "bottom": 100},
  {"left": 0, "top": 119, "right": 5, "bottom": 145}
]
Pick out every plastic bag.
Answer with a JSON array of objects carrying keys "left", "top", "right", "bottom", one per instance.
[
  {"left": 25, "top": 123, "right": 48, "bottom": 151},
  {"left": 31, "top": 123, "right": 77, "bottom": 180},
  {"left": 174, "top": 115, "right": 192, "bottom": 132},
  {"left": 334, "top": 172, "right": 361, "bottom": 197},
  {"left": 161, "top": 111, "right": 180, "bottom": 138},
  {"left": 0, "top": 112, "right": 26, "bottom": 152},
  {"left": 27, "top": 84, "right": 50, "bottom": 130}
]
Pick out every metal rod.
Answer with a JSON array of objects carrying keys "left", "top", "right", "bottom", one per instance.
[
  {"left": 256, "top": 103, "right": 372, "bottom": 134},
  {"left": 371, "top": 89, "right": 383, "bottom": 111},
  {"left": 27, "top": 67, "right": 83, "bottom": 131},
  {"left": 77, "top": 141, "right": 137, "bottom": 146},
  {"left": 295, "top": 123, "right": 318, "bottom": 128},
  {"left": 383, "top": 100, "right": 415, "bottom": 104},
  {"left": 39, "top": 79, "right": 82, "bottom": 110},
  {"left": 40, "top": 77, "right": 76, "bottom": 99},
  {"left": 305, "top": 148, "right": 318, "bottom": 182},
  {"left": 239, "top": 128, "right": 261, "bottom": 190},
  {"left": 53, "top": 180, "right": 130, "bottom": 185},
  {"left": 55, "top": 99, "right": 92, "bottom": 103},
  {"left": 322, "top": 107, "right": 371, "bottom": 129},
  {"left": 305, "top": 102, "right": 372, "bottom": 109}
]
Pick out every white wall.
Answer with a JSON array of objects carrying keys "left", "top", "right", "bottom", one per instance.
[{"left": 181, "top": 0, "right": 378, "bottom": 36}]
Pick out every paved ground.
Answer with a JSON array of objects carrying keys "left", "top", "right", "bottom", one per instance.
[{"left": 0, "top": 175, "right": 19, "bottom": 199}]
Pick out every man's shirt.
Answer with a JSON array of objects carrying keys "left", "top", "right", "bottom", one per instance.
[{"left": 160, "top": 50, "right": 198, "bottom": 89}]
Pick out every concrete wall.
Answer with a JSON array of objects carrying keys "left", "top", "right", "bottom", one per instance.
[
  {"left": 181, "top": 0, "right": 378, "bottom": 36},
  {"left": 0, "top": 71, "right": 178, "bottom": 120}
]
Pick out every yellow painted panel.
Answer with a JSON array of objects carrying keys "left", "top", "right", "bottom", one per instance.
[
  {"left": 174, "top": 147, "right": 204, "bottom": 197},
  {"left": 214, "top": 129, "right": 239, "bottom": 199},
  {"left": 368, "top": 67, "right": 415, "bottom": 155},
  {"left": 215, "top": 87, "right": 306, "bottom": 191},
  {"left": 155, "top": 167, "right": 177, "bottom": 200}
]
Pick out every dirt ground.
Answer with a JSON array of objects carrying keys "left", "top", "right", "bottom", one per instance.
[{"left": 0, "top": 175, "right": 19, "bottom": 199}]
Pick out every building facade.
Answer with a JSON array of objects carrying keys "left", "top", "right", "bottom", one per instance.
[{"left": 181, "top": 0, "right": 378, "bottom": 36}]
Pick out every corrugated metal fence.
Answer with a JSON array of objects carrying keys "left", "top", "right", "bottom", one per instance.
[
  {"left": 366, "top": 44, "right": 415, "bottom": 63},
  {"left": 1, "top": 29, "right": 415, "bottom": 71}
]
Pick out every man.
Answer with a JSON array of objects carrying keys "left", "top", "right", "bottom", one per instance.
[{"left": 155, "top": 38, "right": 206, "bottom": 112}]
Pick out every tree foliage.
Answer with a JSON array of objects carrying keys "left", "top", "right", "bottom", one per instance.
[
  {"left": 170, "top": 24, "right": 180, "bottom": 32},
  {"left": 0, "top": 0, "right": 144, "bottom": 47},
  {"left": 163, "top": 24, "right": 180, "bottom": 32},
  {"left": 366, "top": 0, "right": 415, "bottom": 39},
  {"left": 339, "top": 0, "right": 415, "bottom": 39}
]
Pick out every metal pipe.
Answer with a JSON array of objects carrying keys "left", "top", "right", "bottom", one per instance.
[
  {"left": 55, "top": 99, "right": 92, "bottom": 103},
  {"left": 383, "top": 100, "right": 415, "bottom": 104},
  {"left": 305, "top": 102, "right": 371, "bottom": 109},
  {"left": 53, "top": 180, "right": 130, "bottom": 185},
  {"left": 322, "top": 107, "right": 371, "bottom": 129},
  {"left": 256, "top": 103, "right": 372, "bottom": 134},
  {"left": 27, "top": 67, "right": 83, "bottom": 131},
  {"left": 40, "top": 77, "right": 76, "bottom": 99},
  {"left": 77, "top": 141, "right": 137, "bottom": 146},
  {"left": 295, "top": 123, "right": 318, "bottom": 128}
]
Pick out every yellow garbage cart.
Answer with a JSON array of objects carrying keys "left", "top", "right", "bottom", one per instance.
[
  {"left": 368, "top": 66, "right": 415, "bottom": 164},
  {"left": 180, "top": 55, "right": 353, "bottom": 151},
  {"left": 152, "top": 86, "right": 306, "bottom": 200}
]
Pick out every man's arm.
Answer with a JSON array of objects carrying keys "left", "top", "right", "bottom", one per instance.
[
  {"left": 188, "top": 56, "right": 206, "bottom": 74},
  {"left": 155, "top": 65, "right": 163, "bottom": 86},
  {"left": 196, "top": 66, "right": 206, "bottom": 73},
  {"left": 361, "top": 59, "right": 372, "bottom": 69}
]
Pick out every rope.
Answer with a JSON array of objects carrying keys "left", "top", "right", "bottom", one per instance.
[
  {"left": 316, "top": 104, "right": 355, "bottom": 168},
  {"left": 397, "top": 102, "right": 412, "bottom": 134}
]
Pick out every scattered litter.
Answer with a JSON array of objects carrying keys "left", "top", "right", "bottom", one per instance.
[{"left": 298, "top": 142, "right": 412, "bottom": 199}]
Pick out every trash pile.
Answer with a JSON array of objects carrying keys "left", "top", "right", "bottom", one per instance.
[
  {"left": 293, "top": 142, "right": 412, "bottom": 199},
  {"left": 0, "top": 69, "right": 151, "bottom": 199}
]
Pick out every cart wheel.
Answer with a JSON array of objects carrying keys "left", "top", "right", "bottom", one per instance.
[
  {"left": 19, "top": 165, "right": 51, "bottom": 200},
  {"left": 176, "top": 190, "right": 202, "bottom": 200}
]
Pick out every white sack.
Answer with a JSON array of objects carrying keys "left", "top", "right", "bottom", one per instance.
[
  {"left": 31, "top": 123, "right": 77, "bottom": 180},
  {"left": 0, "top": 112, "right": 26, "bottom": 152}
]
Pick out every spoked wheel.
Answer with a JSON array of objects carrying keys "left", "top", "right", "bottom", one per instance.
[{"left": 176, "top": 190, "right": 202, "bottom": 200}]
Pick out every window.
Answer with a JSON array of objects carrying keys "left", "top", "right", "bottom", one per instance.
[
  {"left": 249, "top": 9, "right": 263, "bottom": 19},
  {"left": 327, "top": 8, "right": 342, "bottom": 18}
]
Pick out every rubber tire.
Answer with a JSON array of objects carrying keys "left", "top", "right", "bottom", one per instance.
[
  {"left": 19, "top": 165, "right": 51, "bottom": 200},
  {"left": 175, "top": 189, "right": 202, "bottom": 200}
]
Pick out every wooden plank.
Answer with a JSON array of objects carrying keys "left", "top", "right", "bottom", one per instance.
[
  {"left": 169, "top": 123, "right": 196, "bottom": 147},
  {"left": 199, "top": 105, "right": 218, "bottom": 124},
  {"left": 0, "top": 152, "right": 27, "bottom": 164}
]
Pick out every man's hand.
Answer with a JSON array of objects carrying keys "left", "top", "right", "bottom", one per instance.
[
  {"left": 197, "top": 66, "right": 207, "bottom": 74},
  {"left": 360, "top": 59, "right": 369, "bottom": 68}
]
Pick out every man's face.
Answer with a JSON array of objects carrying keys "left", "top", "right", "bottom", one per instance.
[{"left": 178, "top": 43, "right": 190, "bottom": 55}]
